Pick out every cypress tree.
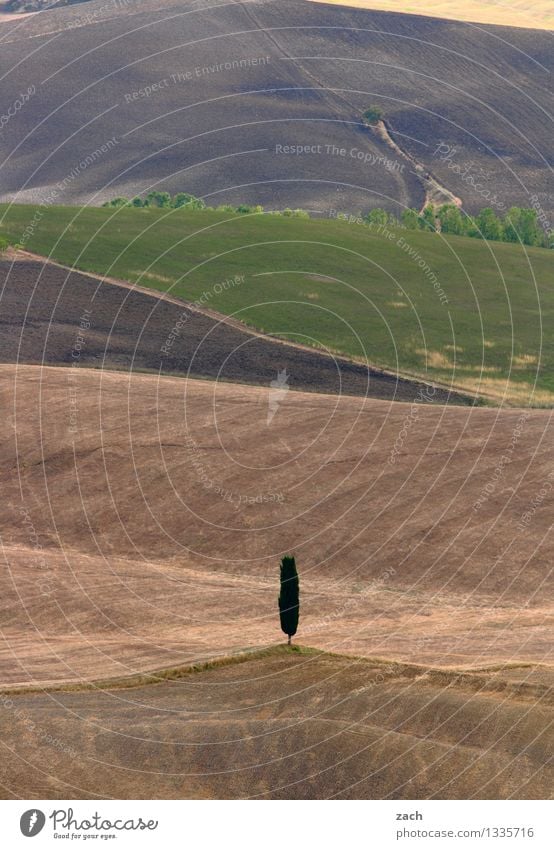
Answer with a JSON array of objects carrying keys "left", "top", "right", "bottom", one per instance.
[{"left": 278, "top": 555, "right": 299, "bottom": 645}]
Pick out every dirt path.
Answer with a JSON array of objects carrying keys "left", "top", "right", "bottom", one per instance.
[{"left": 373, "top": 119, "right": 462, "bottom": 209}]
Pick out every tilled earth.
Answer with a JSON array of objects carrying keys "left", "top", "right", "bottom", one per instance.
[{"left": 1, "top": 650, "right": 552, "bottom": 799}]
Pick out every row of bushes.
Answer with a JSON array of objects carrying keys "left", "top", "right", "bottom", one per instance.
[
  {"left": 102, "top": 191, "right": 551, "bottom": 248},
  {"left": 397, "top": 204, "right": 550, "bottom": 248},
  {"left": 102, "top": 191, "right": 310, "bottom": 218}
]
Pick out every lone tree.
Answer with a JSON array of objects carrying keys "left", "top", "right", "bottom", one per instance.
[{"left": 278, "top": 555, "right": 299, "bottom": 645}]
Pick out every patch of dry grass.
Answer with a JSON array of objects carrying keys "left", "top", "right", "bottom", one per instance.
[{"left": 309, "top": 0, "right": 553, "bottom": 30}]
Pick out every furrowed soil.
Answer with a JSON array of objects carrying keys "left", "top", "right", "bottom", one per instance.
[
  {"left": 0, "top": 0, "right": 551, "bottom": 218},
  {"left": 1, "top": 364, "right": 551, "bottom": 690},
  {"left": 1, "top": 648, "right": 552, "bottom": 799}
]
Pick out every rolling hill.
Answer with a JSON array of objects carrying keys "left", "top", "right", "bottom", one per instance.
[
  {"left": 0, "top": 254, "right": 465, "bottom": 403},
  {"left": 1, "top": 205, "right": 552, "bottom": 404},
  {"left": 0, "top": 0, "right": 551, "bottom": 219},
  {"left": 1, "top": 647, "right": 552, "bottom": 799},
  {"left": 1, "top": 364, "right": 552, "bottom": 689},
  {"left": 0, "top": 0, "right": 552, "bottom": 806}
]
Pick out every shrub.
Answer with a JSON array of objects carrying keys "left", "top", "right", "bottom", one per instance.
[
  {"left": 144, "top": 191, "right": 172, "bottom": 208},
  {"left": 364, "top": 208, "right": 389, "bottom": 227},
  {"left": 474, "top": 207, "right": 503, "bottom": 241},
  {"left": 174, "top": 192, "right": 205, "bottom": 210},
  {"left": 102, "top": 197, "right": 130, "bottom": 208},
  {"left": 401, "top": 208, "right": 421, "bottom": 230},
  {"left": 362, "top": 105, "right": 383, "bottom": 125},
  {"left": 437, "top": 204, "right": 466, "bottom": 235}
]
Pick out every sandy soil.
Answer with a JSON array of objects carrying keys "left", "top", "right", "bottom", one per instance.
[{"left": 1, "top": 364, "right": 552, "bottom": 689}]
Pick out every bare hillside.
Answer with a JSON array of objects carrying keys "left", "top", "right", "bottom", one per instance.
[
  {"left": 1, "top": 364, "right": 551, "bottom": 687},
  {"left": 0, "top": 0, "right": 550, "bottom": 217},
  {"left": 1, "top": 648, "right": 552, "bottom": 799}
]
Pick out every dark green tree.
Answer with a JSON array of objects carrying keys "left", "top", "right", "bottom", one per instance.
[
  {"left": 174, "top": 192, "right": 206, "bottom": 210},
  {"left": 144, "top": 190, "right": 172, "bottom": 208},
  {"left": 502, "top": 207, "right": 542, "bottom": 246},
  {"left": 279, "top": 555, "right": 299, "bottom": 645},
  {"left": 364, "top": 208, "right": 389, "bottom": 227},
  {"left": 474, "top": 207, "right": 503, "bottom": 241},
  {"left": 437, "top": 203, "right": 466, "bottom": 235},
  {"left": 102, "top": 197, "right": 130, "bottom": 208},
  {"left": 401, "top": 208, "right": 421, "bottom": 230},
  {"left": 421, "top": 205, "right": 437, "bottom": 231}
]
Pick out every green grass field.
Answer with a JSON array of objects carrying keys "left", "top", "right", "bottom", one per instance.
[{"left": 1, "top": 204, "right": 552, "bottom": 405}]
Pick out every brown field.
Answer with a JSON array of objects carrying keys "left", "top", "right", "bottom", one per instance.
[
  {"left": 1, "top": 358, "right": 552, "bottom": 798},
  {"left": 310, "top": 0, "right": 554, "bottom": 31},
  {"left": 1, "top": 0, "right": 551, "bottom": 807},
  {"left": 1, "top": 363, "right": 552, "bottom": 689},
  {"left": 1, "top": 648, "right": 552, "bottom": 799}
]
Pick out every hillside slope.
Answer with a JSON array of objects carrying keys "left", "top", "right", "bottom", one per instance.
[
  {"left": 1, "top": 365, "right": 552, "bottom": 687},
  {"left": 0, "top": 0, "right": 551, "bottom": 217},
  {"left": 1, "top": 648, "right": 552, "bottom": 799},
  {"left": 0, "top": 255, "right": 465, "bottom": 403},
  {"left": 1, "top": 206, "right": 551, "bottom": 405}
]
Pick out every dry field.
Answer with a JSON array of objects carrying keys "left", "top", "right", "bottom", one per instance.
[
  {"left": 1, "top": 363, "right": 552, "bottom": 689},
  {"left": 310, "top": 0, "right": 554, "bottom": 30},
  {"left": 0, "top": 256, "right": 464, "bottom": 404},
  {"left": 1, "top": 648, "right": 552, "bottom": 799}
]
